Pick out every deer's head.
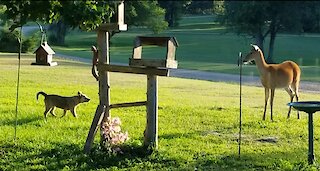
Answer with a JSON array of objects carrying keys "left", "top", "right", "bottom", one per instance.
[{"left": 243, "top": 44, "right": 261, "bottom": 64}]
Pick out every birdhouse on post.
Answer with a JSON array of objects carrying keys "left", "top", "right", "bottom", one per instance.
[
  {"left": 32, "top": 42, "right": 57, "bottom": 66},
  {"left": 129, "top": 36, "right": 178, "bottom": 68}
]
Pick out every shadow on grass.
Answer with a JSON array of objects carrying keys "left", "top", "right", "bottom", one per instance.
[
  {"left": 191, "top": 151, "right": 318, "bottom": 171},
  {"left": 1, "top": 139, "right": 319, "bottom": 170},
  {"left": 159, "top": 132, "right": 197, "bottom": 140},
  {"left": 0, "top": 142, "right": 180, "bottom": 170},
  {"left": 0, "top": 115, "right": 42, "bottom": 126}
]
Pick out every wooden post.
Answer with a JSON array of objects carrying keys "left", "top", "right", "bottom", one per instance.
[
  {"left": 84, "top": 105, "right": 105, "bottom": 153},
  {"left": 84, "top": 1, "right": 128, "bottom": 153},
  {"left": 84, "top": 30, "right": 110, "bottom": 153},
  {"left": 144, "top": 74, "right": 158, "bottom": 149},
  {"left": 97, "top": 30, "right": 111, "bottom": 122}
]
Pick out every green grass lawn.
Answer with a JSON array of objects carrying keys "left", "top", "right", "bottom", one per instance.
[
  {"left": 50, "top": 15, "right": 320, "bottom": 82},
  {"left": 1, "top": 54, "right": 320, "bottom": 170}
]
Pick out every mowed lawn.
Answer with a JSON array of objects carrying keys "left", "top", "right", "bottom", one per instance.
[
  {"left": 1, "top": 54, "right": 320, "bottom": 170},
  {"left": 51, "top": 15, "right": 320, "bottom": 81}
]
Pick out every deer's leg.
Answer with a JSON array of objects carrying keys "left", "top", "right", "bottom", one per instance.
[
  {"left": 285, "top": 87, "right": 294, "bottom": 119},
  {"left": 270, "top": 89, "right": 275, "bottom": 121},
  {"left": 263, "top": 88, "right": 270, "bottom": 120}
]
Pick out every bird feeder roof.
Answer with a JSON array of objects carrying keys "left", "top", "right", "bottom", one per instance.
[{"left": 34, "top": 42, "right": 55, "bottom": 55}]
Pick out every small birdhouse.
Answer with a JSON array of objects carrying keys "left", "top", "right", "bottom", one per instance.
[
  {"left": 129, "top": 36, "right": 179, "bottom": 68},
  {"left": 32, "top": 42, "right": 57, "bottom": 66}
]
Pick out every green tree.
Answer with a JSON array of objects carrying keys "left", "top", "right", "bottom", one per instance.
[
  {"left": 126, "top": 1, "right": 168, "bottom": 34},
  {"left": 301, "top": 1, "right": 320, "bottom": 33},
  {"left": 0, "top": 0, "right": 120, "bottom": 45},
  {"left": 0, "top": 5, "right": 8, "bottom": 26},
  {"left": 185, "top": 0, "right": 213, "bottom": 15},
  {"left": 158, "top": 1, "right": 188, "bottom": 27},
  {"left": 216, "top": 1, "right": 315, "bottom": 63},
  {"left": 1, "top": 0, "right": 116, "bottom": 31},
  {"left": 1, "top": 0, "right": 169, "bottom": 45},
  {"left": 47, "top": 20, "right": 68, "bottom": 45}
]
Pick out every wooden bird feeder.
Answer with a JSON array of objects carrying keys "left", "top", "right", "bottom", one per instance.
[
  {"left": 32, "top": 42, "right": 57, "bottom": 66},
  {"left": 84, "top": 1, "right": 179, "bottom": 153},
  {"left": 129, "top": 36, "right": 178, "bottom": 68}
]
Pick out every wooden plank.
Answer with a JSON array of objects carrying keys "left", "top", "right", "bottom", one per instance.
[
  {"left": 129, "top": 58, "right": 178, "bottom": 69},
  {"left": 97, "top": 23, "right": 127, "bottom": 31},
  {"left": 97, "top": 64, "right": 170, "bottom": 76},
  {"left": 167, "top": 41, "right": 176, "bottom": 61},
  {"left": 144, "top": 75, "right": 158, "bottom": 149},
  {"left": 110, "top": 101, "right": 147, "bottom": 109},
  {"left": 117, "top": 2, "right": 125, "bottom": 25},
  {"left": 84, "top": 105, "right": 105, "bottom": 153},
  {"left": 132, "top": 46, "right": 142, "bottom": 59}
]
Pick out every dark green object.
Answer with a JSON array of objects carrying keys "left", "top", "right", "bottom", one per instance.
[{"left": 288, "top": 101, "right": 320, "bottom": 164}]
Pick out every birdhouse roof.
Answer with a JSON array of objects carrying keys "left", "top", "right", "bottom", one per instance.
[
  {"left": 34, "top": 42, "right": 55, "bottom": 54},
  {"left": 133, "top": 36, "right": 179, "bottom": 48}
]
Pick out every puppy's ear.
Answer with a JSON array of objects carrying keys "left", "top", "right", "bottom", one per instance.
[{"left": 78, "top": 91, "right": 82, "bottom": 96}]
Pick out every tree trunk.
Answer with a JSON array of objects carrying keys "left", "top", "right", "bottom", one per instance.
[
  {"left": 267, "top": 23, "right": 277, "bottom": 64},
  {"left": 254, "top": 32, "right": 264, "bottom": 53},
  {"left": 166, "top": 8, "right": 174, "bottom": 27},
  {"left": 55, "top": 21, "right": 67, "bottom": 45},
  {"left": 267, "top": 31, "right": 276, "bottom": 64},
  {"left": 48, "top": 20, "right": 67, "bottom": 45}
]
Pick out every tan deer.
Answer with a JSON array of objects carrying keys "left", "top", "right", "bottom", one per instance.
[{"left": 243, "top": 44, "right": 301, "bottom": 121}]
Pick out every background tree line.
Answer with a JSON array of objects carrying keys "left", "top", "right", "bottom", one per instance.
[
  {"left": 0, "top": 0, "right": 212, "bottom": 47},
  {"left": 0, "top": 0, "right": 320, "bottom": 64},
  {"left": 214, "top": 1, "right": 320, "bottom": 63}
]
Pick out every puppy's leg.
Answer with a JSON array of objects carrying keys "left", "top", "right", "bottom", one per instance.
[
  {"left": 60, "top": 110, "right": 67, "bottom": 118},
  {"left": 43, "top": 106, "right": 51, "bottom": 121},
  {"left": 49, "top": 107, "right": 57, "bottom": 117},
  {"left": 70, "top": 108, "right": 78, "bottom": 118}
]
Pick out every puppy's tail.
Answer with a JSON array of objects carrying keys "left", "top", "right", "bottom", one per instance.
[{"left": 36, "top": 91, "right": 47, "bottom": 101}]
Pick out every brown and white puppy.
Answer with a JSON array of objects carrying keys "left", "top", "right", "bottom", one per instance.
[{"left": 36, "top": 91, "right": 90, "bottom": 120}]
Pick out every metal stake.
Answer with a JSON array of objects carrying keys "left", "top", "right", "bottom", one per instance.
[
  {"left": 238, "top": 52, "right": 243, "bottom": 157},
  {"left": 308, "top": 112, "right": 315, "bottom": 164},
  {"left": 14, "top": 26, "right": 22, "bottom": 143}
]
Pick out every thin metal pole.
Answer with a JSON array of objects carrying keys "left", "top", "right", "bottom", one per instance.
[
  {"left": 308, "top": 112, "right": 314, "bottom": 164},
  {"left": 238, "top": 52, "right": 242, "bottom": 157},
  {"left": 14, "top": 26, "right": 22, "bottom": 143}
]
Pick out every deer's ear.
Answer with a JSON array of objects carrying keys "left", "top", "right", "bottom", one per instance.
[{"left": 250, "top": 44, "right": 259, "bottom": 51}]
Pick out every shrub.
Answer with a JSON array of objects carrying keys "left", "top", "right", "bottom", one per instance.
[{"left": 0, "top": 29, "right": 38, "bottom": 53}]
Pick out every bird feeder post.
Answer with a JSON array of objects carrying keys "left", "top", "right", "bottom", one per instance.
[
  {"left": 145, "top": 74, "right": 158, "bottom": 148},
  {"left": 97, "top": 30, "right": 111, "bottom": 122},
  {"left": 84, "top": 1, "right": 127, "bottom": 153}
]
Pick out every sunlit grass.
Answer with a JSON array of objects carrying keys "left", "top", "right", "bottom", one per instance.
[{"left": 1, "top": 54, "right": 320, "bottom": 170}]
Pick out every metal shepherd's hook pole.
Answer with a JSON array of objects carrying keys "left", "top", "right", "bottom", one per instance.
[
  {"left": 238, "top": 52, "right": 243, "bottom": 157},
  {"left": 36, "top": 21, "right": 46, "bottom": 44},
  {"left": 14, "top": 26, "right": 23, "bottom": 143}
]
